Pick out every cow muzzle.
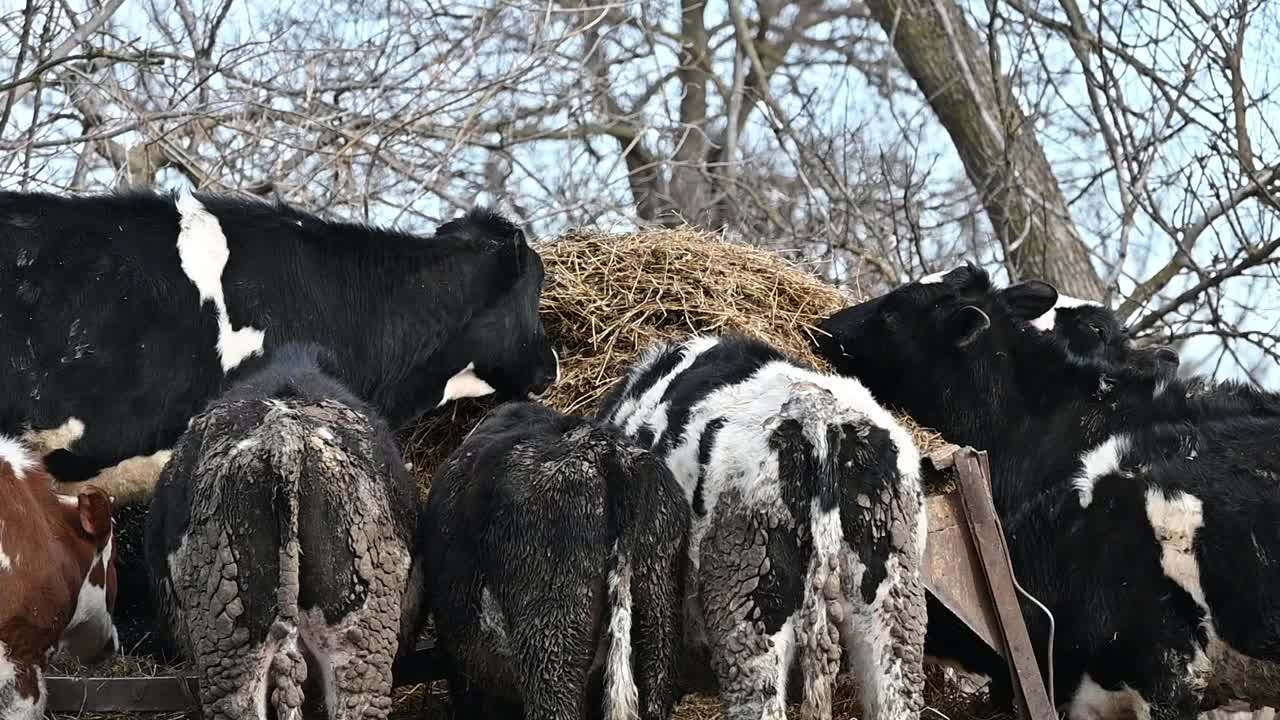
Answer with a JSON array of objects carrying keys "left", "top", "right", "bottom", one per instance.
[{"left": 527, "top": 348, "right": 561, "bottom": 401}]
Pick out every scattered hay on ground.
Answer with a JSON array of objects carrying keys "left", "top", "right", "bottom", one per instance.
[
  {"left": 670, "top": 664, "right": 1008, "bottom": 720},
  {"left": 402, "top": 226, "right": 950, "bottom": 495}
]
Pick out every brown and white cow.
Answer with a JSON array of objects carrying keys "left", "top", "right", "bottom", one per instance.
[{"left": 0, "top": 436, "right": 119, "bottom": 720}]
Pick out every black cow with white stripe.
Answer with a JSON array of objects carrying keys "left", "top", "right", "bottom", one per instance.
[
  {"left": 423, "top": 402, "right": 689, "bottom": 720},
  {"left": 1, "top": 188, "right": 559, "bottom": 652},
  {"left": 814, "top": 265, "right": 1280, "bottom": 720},
  {"left": 600, "top": 334, "right": 928, "bottom": 720}
]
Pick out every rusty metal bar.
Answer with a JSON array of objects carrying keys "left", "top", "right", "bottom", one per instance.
[{"left": 950, "top": 447, "right": 1055, "bottom": 720}]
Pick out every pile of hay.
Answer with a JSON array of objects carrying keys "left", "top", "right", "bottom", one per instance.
[{"left": 402, "top": 226, "right": 947, "bottom": 491}]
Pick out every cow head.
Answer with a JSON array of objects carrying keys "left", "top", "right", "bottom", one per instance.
[
  {"left": 56, "top": 486, "right": 120, "bottom": 663},
  {"left": 434, "top": 209, "right": 559, "bottom": 408},
  {"left": 812, "top": 263, "right": 1057, "bottom": 439}
]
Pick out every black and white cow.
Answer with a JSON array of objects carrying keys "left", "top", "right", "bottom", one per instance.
[
  {"left": 2, "top": 188, "right": 558, "bottom": 491},
  {"left": 422, "top": 401, "right": 689, "bottom": 720},
  {"left": 145, "top": 343, "right": 426, "bottom": 720},
  {"left": 1, "top": 188, "right": 558, "bottom": 652},
  {"left": 599, "top": 334, "right": 928, "bottom": 720},
  {"left": 813, "top": 265, "right": 1280, "bottom": 720}
]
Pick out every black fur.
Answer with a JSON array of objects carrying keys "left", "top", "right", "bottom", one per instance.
[
  {"left": 422, "top": 401, "right": 689, "bottom": 720},
  {"left": 814, "top": 264, "right": 1280, "bottom": 717}
]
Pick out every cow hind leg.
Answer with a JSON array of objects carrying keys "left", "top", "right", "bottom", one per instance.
[
  {"left": 495, "top": 577, "right": 602, "bottom": 720},
  {"left": 698, "top": 498, "right": 800, "bottom": 720},
  {"left": 0, "top": 653, "right": 47, "bottom": 720},
  {"left": 628, "top": 547, "right": 686, "bottom": 719},
  {"left": 303, "top": 607, "right": 399, "bottom": 720},
  {"left": 840, "top": 549, "right": 928, "bottom": 720},
  {"left": 193, "top": 637, "right": 274, "bottom": 720}
]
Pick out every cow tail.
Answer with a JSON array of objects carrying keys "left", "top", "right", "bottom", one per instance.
[
  {"left": 799, "top": 421, "right": 845, "bottom": 720},
  {"left": 266, "top": 421, "right": 307, "bottom": 720},
  {"left": 603, "top": 546, "right": 640, "bottom": 720}
]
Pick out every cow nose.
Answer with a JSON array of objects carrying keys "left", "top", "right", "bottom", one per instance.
[{"left": 526, "top": 348, "right": 560, "bottom": 401}]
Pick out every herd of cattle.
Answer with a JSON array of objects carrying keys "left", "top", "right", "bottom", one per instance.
[{"left": 1, "top": 187, "right": 1278, "bottom": 720}]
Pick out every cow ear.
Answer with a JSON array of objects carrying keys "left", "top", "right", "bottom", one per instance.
[
  {"left": 947, "top": 305, "right": 991, "bottom": 347},
  {"left": 1001, "top": 280, "right": 1058, "bottom": 321},
  {"left": 77, "top": 490, "right": 113, "bottom": 544}
]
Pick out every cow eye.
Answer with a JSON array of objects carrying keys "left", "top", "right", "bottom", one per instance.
[{"left": 1089, "top": 324, "right": 1104, "bottom": 338}]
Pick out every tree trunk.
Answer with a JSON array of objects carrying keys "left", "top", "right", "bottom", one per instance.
[{"left": 861, "top": 0, "right": 1107, "bottom": 300}]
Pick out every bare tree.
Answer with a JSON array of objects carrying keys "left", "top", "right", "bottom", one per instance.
[
  {"left": 860, "top": 0, "right": 1280, "bottom": 377},
  {"left": 2, "top": 0, "right": 1278, "bottom": 379}
]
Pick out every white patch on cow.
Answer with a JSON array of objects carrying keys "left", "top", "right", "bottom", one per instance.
[
  {"left": 234, "top": 438, "right": 258, "bottom": 453},
  {"left": 437, "top": 362, "right": 497, "bottom": 407},
  {"left": 0, "top": 434, "right": 35, "bottom": 479},
  {"left": 1031, "top": 294, "right": 1103, "bottom": 332},
  {"left": 917, "top": 268, "right": 953, "bottom": 285},
  {"left": 604, "top": 548, "right": 639, "bottom": 720},
  {"left": 55, "top": 450, "right": 173, "bottom": 506},
  {"left": 1068, "top": 673, "right": 1151, "bottom": 720},
  {"left": 753, "top": 614, "right": 797, "bottom": 719},
  {"left": 477, "top": 586, "right": 510, "bottom": 655},
  {"left": 58, "top": 535, "right": 116, "bottom": 662},
  {"left": 20, "top": 416, "right": 85, "bottom": 455},
  {"left": 1072, "top": 434, "right": 1130, "bottom": 508},
  {"left": 0, "top": 640, "right": 45, "bottom": 720},
  {"left": 0, "top": 532, "right": 10, "bottom": 573},
  {"left": 175, "top": 192, "right": 265, "bottom": 373},
  {"left": 297, "top": 607, "right": 358, "bottom": 717},
  {"left": 607, "top": 337, "right": 719, "bottom": 434},
  {"left": 1146, "top": 489, "right": 1209, "bottom": 613}
]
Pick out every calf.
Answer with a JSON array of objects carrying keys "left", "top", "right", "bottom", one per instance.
[
  {"left": 814, "top": 265, "right": 1280, "bottom": 720},
  {"left": 422, "top": 402, "right": 688, "bottom": 720},
  {"left": 145, "top": 343, "right": 426, "bottom": 720},
  {"left": 599, "top": 334, "right": 927, "bottom": 720},
  {"left": 1019, "top": 284, "right": 1278, "bottom": 419},
  {"left": 0, "top": 438, "right": 119, "bottom": 720}
]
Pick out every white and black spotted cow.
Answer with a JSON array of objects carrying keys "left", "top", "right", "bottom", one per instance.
[
  {"left": 815, "top": 264, "right": 1280, "bottom": 720},
  {"left": 599, "top": 334, "right": 928, "bottom": 720},
  {"left": 0, "top": 188, "right": 558, "bottom": 653},
  {"left": 2, "top": 188, "right": 558, "bottom": 491},
  {"left": 423, "top": 401, "right": 689, "bottom": 720},
  {"left": 145, "top": 343, "right": 426, "bottom": 720}
]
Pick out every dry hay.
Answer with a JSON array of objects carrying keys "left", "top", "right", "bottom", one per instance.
[
  {"left": 1204, "top": 639, "right": 1280, "bottom": 709},
  {"left": 402, "top": 226, "right": 948, "bottom": 493},
  {"left": 670, "top": 665, "right": 1009, "bottom": 720}
]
